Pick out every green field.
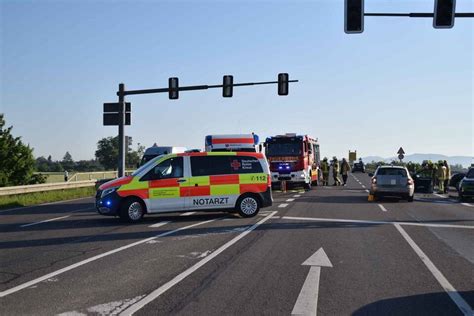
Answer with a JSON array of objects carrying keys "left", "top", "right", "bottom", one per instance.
[{"left": 0, "top": 186, "right": 96, "bottom": 209}]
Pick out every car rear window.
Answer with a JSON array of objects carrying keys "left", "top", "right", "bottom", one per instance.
[
  {"left": 191, "top": 156, "right": 263, "bottom": 176},
  {"left": 466, "top": 169, "right": 474, "bottom": 178},
  {"left": 376, "top": 168, "right": 407, "bottom": 177}
]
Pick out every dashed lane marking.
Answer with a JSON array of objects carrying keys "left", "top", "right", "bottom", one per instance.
[
  {"left": 149, "top": 221, "right": 172, "bottom": 228},
  {"left": 365, "top": 189, "right": 370, "bottom": 193},
  {"left": 293, "top": 195, "right": 301, "bottom": 198},
  {"left": 461, "top": 203, "right": 474, "bottom": 207},
  {"left": 180, "top": 212, "right": 196, "bottom": 216},
  {"left": 286, "top": 199, "right": 295, "bottom": 202},
  {"left": 19, "top": 207, "right": 94, "bottom": 228},
  {"left": 279, "top": 204, "right": 289, "bottom": 208},
  {"left": 378, "top": 204, "right": 388, "bottom": 212}
]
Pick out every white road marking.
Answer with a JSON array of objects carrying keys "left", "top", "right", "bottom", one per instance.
[
  {"left": 377, "top": 204, "right": 388, "bottom": 212},
  {"left": 19, "top": 206, "right": 94, "bottom": 228},
  {"left": 180, "top": 212, "right": 196, "bottom": 216},
  {"left": 120, "top": 211, "right": 278, "bottom": 315},
  {"left": 0, "top": 218, "right": 219, "bottom": 298},
  {"left": 291, "top": 248, "right": 332, "bottom": 316},
  {"left": 434, "top": 193, "right": 448, "bottom": 199},
  {"left": 272, "top": 216, "right": 281, "bottom": 219},
  {"left": 394, "top": 223, "right": 473, "bottom": 315},
  {"left": 461, "top": 203, "right": 474, "bottom": 207},
  {"left": 20, "top": 215, "right": 71, "bottom": 228},
  {"left": 278, "top": 204, "right": 289, "bottom": 208},
  {"left": 364, "top": 189, "right": 370, "bottom": 193},
  {"left": 281, "top": 216, "right": 474, "bottom": 230},
  {"left": 361, "top": 185, "right": 366, "bottom": 189},
  {"left": 148, "top": 221, "right": 172, "bottom": 228},
  {"left": 286, "top": 199, "right": 295, "bottom": 202},
  {"left": 293, "top": 195, "right": 301, "bottom": 198}
]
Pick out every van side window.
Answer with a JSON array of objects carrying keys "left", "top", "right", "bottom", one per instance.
[
  {"left": 141, "top": 157, "right": 183, "bottom": 181},
  {"left": 191, "top": 156, "right": 263, "bottom": 176}
]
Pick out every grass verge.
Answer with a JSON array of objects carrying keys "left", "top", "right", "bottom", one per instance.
[{"left": 0, "top": 186, "right": 96, "bottom": 210}]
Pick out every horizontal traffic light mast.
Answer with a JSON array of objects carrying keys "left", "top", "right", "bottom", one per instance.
[
  {"left": 345, "top": 0, "right": 473, "bottom": 34},
  {"left": 105, "top": 74, "right": 298, "bottom": 177}
]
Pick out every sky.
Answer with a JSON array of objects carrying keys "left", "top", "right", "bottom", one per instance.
[{"left": 1, "top": 0, "right": 473, "bottom": 161}]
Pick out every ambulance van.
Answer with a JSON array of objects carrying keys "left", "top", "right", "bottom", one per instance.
[{"left": 96, "top": 151, "right": 272, "bottom": 222}]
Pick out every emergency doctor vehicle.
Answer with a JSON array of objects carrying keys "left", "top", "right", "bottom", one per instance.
[{"left": 96, "top": 151, "right": 272, "bottom": 222}]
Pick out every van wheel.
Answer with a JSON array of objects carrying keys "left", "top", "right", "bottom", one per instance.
[
  {"left": 119, "top": 198, "right": 145, "bottom": 222},
  {"left": 236, "top": 194, "right": 260, "bottom": 218}
]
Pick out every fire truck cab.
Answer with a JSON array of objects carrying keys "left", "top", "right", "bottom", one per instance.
[{"left": 265, "top": 134, "right": 320, "bottom": 189}]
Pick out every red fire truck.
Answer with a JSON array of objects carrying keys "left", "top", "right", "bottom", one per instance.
[{"left": 264, "top": 134, "right": 320, "bottom": 189}]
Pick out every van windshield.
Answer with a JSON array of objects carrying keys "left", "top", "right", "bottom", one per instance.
[{"left": 133, "top": 156, "right": 161, "bottom": 176}]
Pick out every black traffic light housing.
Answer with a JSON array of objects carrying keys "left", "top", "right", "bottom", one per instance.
[
  {"left": 169, "top": 77, "right": 179, "bottom": 99},
  {"left": 278, "top": 73, "right": 289, "bottom": 96},
  {"left": 345, "top": 0, "right": 364, "bottom": 34},
  {"left": 434, "top": 0, "right": 456, "bottom": 28},
  {"left": 223, "top": 75, "right": 233, "bottom": 97}
]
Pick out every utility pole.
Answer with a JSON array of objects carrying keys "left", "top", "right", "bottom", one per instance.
[{"left": 118, "top": 83, "right": 125, "bottom": 177}]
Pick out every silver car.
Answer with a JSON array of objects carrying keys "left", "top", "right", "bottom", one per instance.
[{"left": 369, "top": 166, "right": 414, "bottom": 202}]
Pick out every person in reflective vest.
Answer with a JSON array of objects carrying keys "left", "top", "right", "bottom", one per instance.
[
  {"left": 321, "top": 157, "right": 329, "bottom": 186},
  {"left": 437, "top": 161, "right": 447, "bottom": 194},
  {"left": 340, "top": 158, "right": 351, "bottom": 186}
]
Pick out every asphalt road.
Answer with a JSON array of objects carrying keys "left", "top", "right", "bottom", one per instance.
[{"left": 1, "top": 173, "right": 473, "bottom": 316}]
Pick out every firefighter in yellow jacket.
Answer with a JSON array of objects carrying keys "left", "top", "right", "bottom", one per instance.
[
  {"left": 321, "top": 157, "right": 329, "bottom": 186},
  {"left": 437, "top": 160, "right": 447, "bottom": 194}
]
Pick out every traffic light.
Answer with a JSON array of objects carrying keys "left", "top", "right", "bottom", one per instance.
[
  {"left": 168, "top": 77, "right": 179, "bottom": 99},
  {"left": 434, "top": 0, "right": 456, "bottom": 29},
  {"left": 222, "top": 75, "right": 233, "bottom": 97},
  {"left": 344, "top": 0, "right": 364, "bottom": 34},
  {"left": 278, "top": 73, "right": 289, "bottom": 96}
]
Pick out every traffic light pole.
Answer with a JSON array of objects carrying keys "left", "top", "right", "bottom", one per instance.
[
  {"left": 113, "top": 77, "right": 298, "bottom": 178},
  {"left": 118, "top": 83, "right": 126, "bottom": 177}
]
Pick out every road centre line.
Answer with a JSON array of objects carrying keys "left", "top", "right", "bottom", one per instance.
[
  {"left": 378, "top": 204, "right": 388, "bottom": 212},
  {"left": 19, "top": 207, "right": 95, "bottom": 228},
  {"left": 361, "top": 185, "right": 366, "bottom": 188},
  {"left": 293, "top": 195, "right": 301, "bottom": 198},
  {"left": 180, "top": 212, "right": 196, "bottom": 216},
  {"left": 0, "top": 197, "right": 93, "bottom": 214},
  {"left": 120, "top": 211, "right": 278, "bottom": 315},
  {"left": 20, "top": 215, "right": 71, "bottom": 228},
  {"left": 0, "top": 218, "right": 219, "bottom": 298},
  {"left": 286, "top": 199, "right": 295, "bottom": 202},
  {"left": 279, "top": 204, "right": 289, "bottom": 208},
  {"left": 394, "top": 223, "right": 473, "bottom": 315},
  {"left": 281, "top": 216, "right": 474, "bottom": 230},
  {"left": 149, "top": 221, "right": 172, "bottom": 228}
]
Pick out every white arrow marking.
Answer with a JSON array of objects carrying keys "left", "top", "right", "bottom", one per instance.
[{"left": 291, "top": 248, "right": 333, "bottom": 316}]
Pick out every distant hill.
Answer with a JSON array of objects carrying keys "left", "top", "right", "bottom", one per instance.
[{"left": 361, "top": 153, "right": 473, "bottom": 167}]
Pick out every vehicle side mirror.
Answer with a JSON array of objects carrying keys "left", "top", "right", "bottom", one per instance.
[{"left": 368, "top": 173, "right": 373, "bottom": 177}]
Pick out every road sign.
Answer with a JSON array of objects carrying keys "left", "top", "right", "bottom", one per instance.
[
  {"left": 397, "top": 147, "right": 405, "bottom": 155},
  {"left": 103, "top": 113, "right": 131, "bottom": 126},
  {"left": 349, "top": 151, "right": 357, "bottom": 162},
  {"left": 103, "top": 102, "right": 131, "bottom": 113},
  {"left": 398, "top": 154, "right": 405, "bottom": 161}
]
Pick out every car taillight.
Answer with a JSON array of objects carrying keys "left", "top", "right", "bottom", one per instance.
[{"left": 372, "top": 177, "right": 377, "bottom": 184}]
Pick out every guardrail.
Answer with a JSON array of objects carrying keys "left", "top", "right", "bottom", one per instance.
[{"left": 0, "top": 180, "right": 97, "bottom": 196}]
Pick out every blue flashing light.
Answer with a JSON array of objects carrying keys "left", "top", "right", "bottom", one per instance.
[{"left": 106, "top": 201, "right": 111, "bottom": 206}]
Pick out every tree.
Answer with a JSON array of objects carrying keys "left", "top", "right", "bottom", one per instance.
[
  {"left": 95, "top": 136, "right": 142, "bottom": 170},
  {"left": 95, "top": 137, "right": 119, "bottom": 170},
  {"left": 0, "top": 114, "right": 36, "bottom": 186},
  {"left": 62, "top": 151, "right": 75, "bottom": 171}
]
